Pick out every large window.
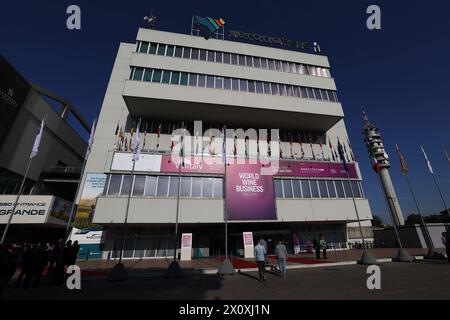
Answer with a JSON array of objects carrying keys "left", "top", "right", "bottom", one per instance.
[
  {"left": 274, "top": 179, "right": 365, "bottom": 199},
  {"left": 129, "top": 66, "right": 339, "bottom": 103}
]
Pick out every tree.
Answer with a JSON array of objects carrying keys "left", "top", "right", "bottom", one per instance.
[{"left": 371, "top": 215, "right": 384, "bottom": 227}]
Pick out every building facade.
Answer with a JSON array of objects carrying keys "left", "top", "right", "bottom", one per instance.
[
  {"left": 0, "top": 54, "right": 88, "bottom": 242},
  {"left": 82, "top": 26, "right": 373, "bottom": 260}
]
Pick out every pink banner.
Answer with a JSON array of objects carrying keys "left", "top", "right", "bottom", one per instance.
[{"left": 160, "top": 155, "right": 358, "bottom": 179}]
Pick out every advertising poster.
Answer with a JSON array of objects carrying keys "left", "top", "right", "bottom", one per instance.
[
  {"left": 49, "top": 197, "right": 73, "bottom": 223},
  {"left": 243, "top": 232, "right": 254, "bottom": 247},
  {"left": 274, "top": 160, "right": 358, "bottom": 179},
  {"left": 181, "top": 233, "right": 193, "bottom": 249},
  {"left": 74, "top": 173, "right": 107, "bottom": 229},
  {"left": 226, "top": 163, "right": 277, "bottom": 220}
]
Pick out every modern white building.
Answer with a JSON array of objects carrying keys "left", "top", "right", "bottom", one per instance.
[{"left": 81, "top": 22, "right": 373, "bottom": 260}]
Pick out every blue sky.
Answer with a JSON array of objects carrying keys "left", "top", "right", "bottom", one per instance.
[{"left": 1, "top": 0, "right": 449, "bottom": 223}]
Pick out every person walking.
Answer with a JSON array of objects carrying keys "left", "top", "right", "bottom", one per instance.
[
  {"left": 70, "top": 241, "right": 80, "bottom": 266},
  {"left": 313, "top": 237, "right": 320, "bottom": 259},
  {"left": 254, "top": 239, "right": 267, "bottom": 282},
  {"left": 275, "top": 240, "right": 288, "bottom": 277},
  {"left": 320, "top": 235, "right": 327, "bottom": 259},
  {"left": 15, "top": 244, "right": 32, "bottom": 288},
  {"left": 48, "top": 239, "right": 63, "bottom": 275}
]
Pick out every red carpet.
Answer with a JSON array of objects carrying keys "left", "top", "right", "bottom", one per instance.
[
  {"left": 217, "top": 257, "right": 257, "bottom": 269},
  {"left": 286, "top": 257, "right": 335, "bottom": 264}
]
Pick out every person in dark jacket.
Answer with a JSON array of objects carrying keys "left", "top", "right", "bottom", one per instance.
[
  {"left": 70, "top": 241, "right": 80, "bottom": 266},
  {"left": 0, "top": 243, "right": 18, "bottom": 298},
  {"left": 15, "top": 244, "right": 32, "bottom": 288},
  {"left": 312, "top": 238, "right": 321, "bottom": 259},
  {"left": 63, "top": 240, "right": 73, "bottom": 268},
  {"left": 48, "top": 239, "right": 63, "bottom": 275}
]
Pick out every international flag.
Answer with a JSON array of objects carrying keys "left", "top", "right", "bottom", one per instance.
[
  {"left": 420, "top": 145, "right": 434, "bottom": 174},
  {"left": 132, "top": 123, "right": 140, "bottom": 162},
  {"left": 337, "top": 139, "right": 348, "bottom": 172},
  {"left": 142, "top": 123, "right": 147, "bottom": 150},
  {"left": 85, "top": 118, "right": 97, "bottom": 160},
  {"left": 318, "top": 133, "right": 325, "bottom": 160},
  {"left": 395, "top": 144, "right": 408, "bottom": 176},
  {"left": 308, "top": 133, "right": 315, "bottom": 160},
  {"left": 30, "top": 116, "right": 45, "bottom": 159},
  {"left": 346, "top": 137, "right": 356, "bottom": 161}
]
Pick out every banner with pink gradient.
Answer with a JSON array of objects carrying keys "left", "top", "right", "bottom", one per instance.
[
  {"left": 226, "top": 163, "right": 277, "bottom": 221},
  {"left": 274, "top": 160, "right": 358, "bottom": 179}
]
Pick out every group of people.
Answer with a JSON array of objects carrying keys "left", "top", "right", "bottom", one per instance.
[
  {"left": 254, "top": 239, "right": 289, "bottom": 282},
  {"left": 0, "top": 239, "right": 80, "bottom": 298}
]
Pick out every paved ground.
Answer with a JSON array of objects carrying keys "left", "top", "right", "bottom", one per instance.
[{"left": 3, "top": 260, "right": 450, "bottom": 300}]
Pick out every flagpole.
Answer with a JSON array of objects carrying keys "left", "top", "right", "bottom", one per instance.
[
  {"left": 0, "top": 158, "right": 33, "bottom": 245},
  {"left": 445, "top": 150, "right": 450, "bottom": 167},
  {"left": 218, "top": 125, "right": 234, "bottom": 275}
]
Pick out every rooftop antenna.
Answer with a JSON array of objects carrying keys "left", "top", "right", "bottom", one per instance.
[{"left": 144, "top": 10, "right": 157, "bottom": 29}]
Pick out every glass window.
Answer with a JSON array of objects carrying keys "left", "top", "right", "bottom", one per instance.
[
  {"left": 301, "top": 180, "right": 311, "bottom": 198},
  {"left": 293, "top": 86, "right": 300, "bottom": 97},
  {"left": 253, "top": 57, "right": 261, "bottom": 68},
  {"left": 180, "top": 177, "right": 191, "bottom": 197},
  {"left": 108, "top": 175, "right": 122, "bottom": 196},
  {"left": 283, "top": 180, "right": 293, "bottom": 198},
  {"left": 310, "top": 180, "right": 320, "bottom": 198},
  {"left": 327, "top": 180, "right": 336, "bottom": 198},
  {"left": 191, "top": 177, "right": 202, "bottom": 197},
  {"left": 282, "top": 61, "right": 290, "bottom": 72},
  {"left": 215, "top": 52, "right": 223, "bottom": 63},
  {"left": 263, "top": 82, "right": 271, "bottom": 94},
  {"left": 183, "top": 47, "right": 191, "bottom": 59},
  {"left": 152, "top": 69, "right": 162, "bottom": 82},
  {"left": 139, "top": 42, "right": 149, "bottom": 53},
  {"left": 280, "top": 84, "right": 287, "bottom": 96},
  {"left": 157, "top": 44, "right": 166, "bottom": 56},
  {"left": 274, "top": 180, "right": 283, "bottom": 197},
  {"left": 292, "top": 180, "right": 302, "bottom": 198},
  {"left": 145, "top": 176, "right": 157, "bottom": 196},
  {"left": 245, "top": 55, "right": 253, "bottom": 67},
  {"left": 215, "top": 76, "right": 223, "bottom": 89},
  {"left": 121, "top": 175, "right": 133, "bottom": 196},
  {"left": 275, "top": 60, "right": 283, "bottom": 71},
  {"left": 271, "top": 83, "right": 279, "bottom": 95},
  {"left": 255, "top": 81, "right": 263, "bottom": 94},
  {"left": 318, "top": 180, "right": 329, "bottom": 198},
  {"left": 351, "top": 181, "right": 362, "bottom": 198},
  {"left": 223, "top": 52, "right": 231, "bottom": 64},
  {"left": 268, "top": 59, "right": 275, "bottom": 70},
  {"left": 343, "top": 180, "right": 352, "bottom": 198},
  {"left": 308, "top": 65, "right": 317, "bottom": 76},
  {"left": 207, "top": 51, "right": 215, "bottom": 62},
  {"left": 231, "top": 54, "right": 238, "bottom": 65},
  {"left": 320, "top": 89, "right": 329, "bottom": 101},
  {"left": 166, "top": 45, "right": 174, "bottom": 57},
  {"left": 149, "top": 43, "right": 157, "bottom": 54},
  {"left": 328, "top": 90, "right": 336, "bottom": 102},
  {"left": 202, "top": 177, "right": 213, "bottom": 198},
  {"left": 333, "top": 92, "right": 339, "bottom": 102},
  {"left": 143, "top": 68, "right": 153, "bottom": 81},
  {"left": 198, "top": 74, "right": 206, "bottom": 87},
  {"left": 335, "top": 180, "right": 345, "bottom": 198},
  {"left": 237, "top": 55, "right": 245, "bottom": 66},
  {"left": 168, "top": 176, "right": 179, "bottom": 197},
  {"left": 133, "top": 176, "right": 145, "bottom": 196},
  {"left": 180, "top": 72, "right": 188, "bottom": 86},
  {"left": 188, "top": 73, "right": 198, "bottom": 86},
  {"left": 313, "top": 88, "right": 322, "bottom": 100},
  {"left": 300, "top": 87, "right": 308, "bottom": 98},
  {"left": 156, "top": 176, "right": 169, "bottom": 197},
  {"left": 207, "top": 75, "right": 215, "bottom": 88},
  {"left": 231, "top": 78, "right": 239, "bottom": 91},
  {"left": 239, "top": 79, "right": 248, "bottom": 92},
  {"left": 170, "top": 71, "right": 180, "bottom": 85},
  {"left": 287, "top": 85, "right": 294, "bottom": 97},
  {"left": 213, "top": 178, "right": 223, "bottom": 198},
  {"left": 248, "top": 80, "right": 255, "bottom": 93},
  {"left": 199, "top": 49, "right": 207, "bottom": 61},
  {"left": 103, "top": 175, "right": 111, "bottom": 195},
  {"left": 290, "top": 63, "right": 297, "bottom": 73},
  {"left": 161, "top": 70, "right": 171, "bottom": 84},
  {"left": 132, "top": 67, "right": 144, "bottom": 81},
  {"left": 175, "top": 46, "right": 183, "bottom": 58},
  {"left": 223, "top": 77, "right": 231, "bottom": 90},
  {"left": 306, "top": 87, "right": 314, "bottom": 99},
  {"left": 191, "top": 48, "right": 199, "bottom": 60},
  {"left": 261, "top": 58, "right": 268, "bottom": 69}
]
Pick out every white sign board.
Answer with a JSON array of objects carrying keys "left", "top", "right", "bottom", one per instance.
[
  {"left": 111, "top": 152, "right": 162, "bottom": 172},
  {"left": 0, "top": 195, "right": 53, "bottom": 224},
  {"left": 180, "top": 233, "right": 193, "bottom": 261},
  {"left": 243, "top": 231, "right": 254, "bottom": 258}
]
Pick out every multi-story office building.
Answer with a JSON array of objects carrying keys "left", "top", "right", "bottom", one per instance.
[
  {"left": 82, "top": 23, "right": 373, "bottom": 260},
  {"left": 0, "top": 54, "right": 88, "bottom": 242}
]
